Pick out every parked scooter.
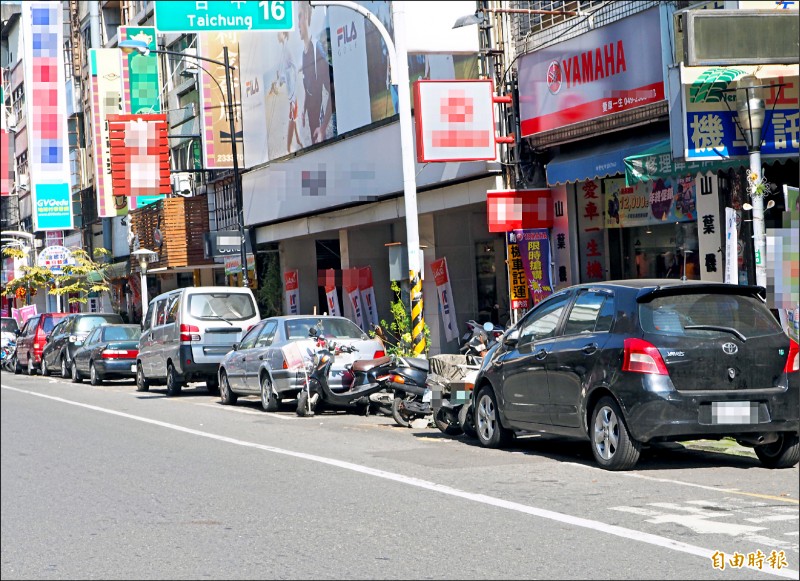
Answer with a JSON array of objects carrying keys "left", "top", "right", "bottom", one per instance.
[
  {"left": 386, "top": 355, "right": 433, "bottom": 428},
  {"left": 431, "top": 321, "right": 498, "bottom": 437},
  {"left": 296, "top": 333, "right": 397, "bottom": 417},
  {"left": 1, "top": 332, "right": 16, "bottom": 372}
]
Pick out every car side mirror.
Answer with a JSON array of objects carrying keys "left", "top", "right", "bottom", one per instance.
[
  {"left": 503, "top": 329, "right": 520, "bottom": 348},
  {"left": 232, "top": 342, "right": 239, "bottom": 351},
  {"left": 15, "top": 329, "right": 21, "bottom": 336}
]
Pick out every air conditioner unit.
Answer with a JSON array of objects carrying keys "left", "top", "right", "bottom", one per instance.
[
  {"left": 171, "top": 172, "right": 192, "bottom": 196},
  {"left": 6, "top": 113, "right": 17, "bottom": 129}
]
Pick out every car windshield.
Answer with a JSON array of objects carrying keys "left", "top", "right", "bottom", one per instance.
[
  {"left": 285, "top": 318, "right": 366, "bottom": 341},
  {"left": 1, "top": 318, "right": 18, "bottom": 333},
  {"left": 639, "top": 293, "right": 783, "bottom": 339},
  {"left": 75, "top": 315, "right": 121, "bottom": 332},
  {"left": 102, "top": 325, "right": 141, "bottom": 341},
  {"left": 188, "top": 293, "right": 257, "bottom": 321}
]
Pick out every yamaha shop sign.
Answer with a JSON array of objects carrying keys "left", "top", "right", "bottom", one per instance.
[{"left": 204, "top": 230, "right": 253, "bottom": 259}]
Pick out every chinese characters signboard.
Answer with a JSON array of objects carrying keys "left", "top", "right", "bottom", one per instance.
[
  {"left": 510, "top": 229, "right": 553, "bottom": 307},
  {"left": 107, "top": 114, "right": 171, "bottom": 197},
  {"left": 23, "top": 1, "right": 73, "bottom": 230},
  {"left": 154, "top": 1, "right": 294, "bottom": 33},
  {"left": 415, "top": 80, "right": 497, "bottom": 162},
  {"left": 487, "top": 189, "right": 553, "bottom": 232},
  {"left": 680, "top": 64, "right": 799, "bottom": 161}
]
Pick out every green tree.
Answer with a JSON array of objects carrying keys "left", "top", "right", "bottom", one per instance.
[
  {"left": 371, "top": 280, "right": 430, "bottom": 357},
  {"left": 1, "top": 246, "right": 112, "bottom": 305},
  {"left": 256, "top": 250, "right": 283, "bottom": 317}
]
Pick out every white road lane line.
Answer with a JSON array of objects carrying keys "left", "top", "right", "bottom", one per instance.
[{"left": 2, "top": 383, "right": 797, "bottom": 580}]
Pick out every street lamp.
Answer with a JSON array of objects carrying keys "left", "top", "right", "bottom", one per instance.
[
  {"left": 131, "top": 248, "right": 158, "bottom": 321},
  {"left": 726, "top": 74, "right": 782, "bottom": 290},
  {"left": 119, "top": 39, "right": 250, "bottom": 288},
  {"left": 309, "top": 0, "right": 427, "bottom": 355}
]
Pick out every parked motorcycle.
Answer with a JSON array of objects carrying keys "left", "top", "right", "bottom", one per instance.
[
  {"left": 386, "top": 356, "right": 433, "bottom": 428},
  {"left": 1, "top": 332, "right": 16, "bottom": 372},
  {"left": 296, "top": 334, "right": 397, "bottom": 417},
  {"left": 430, "top": 322, "right": 499, "bottom": 437}
]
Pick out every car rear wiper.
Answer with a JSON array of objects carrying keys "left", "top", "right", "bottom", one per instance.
[
  {"left": 206, "top": 307, "right": 233, "bottom": 326},
  {"left": 684, "top": 325, "right": 747, "bottom": 342}
]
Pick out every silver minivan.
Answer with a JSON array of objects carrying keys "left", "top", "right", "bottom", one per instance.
[{"left": 136, "top": 286, "right": 261, "bottom": 396}]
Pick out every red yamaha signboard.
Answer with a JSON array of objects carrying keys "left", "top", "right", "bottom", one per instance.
[{"left": 517, "top": 7, "right": 666, "bottom": 137}]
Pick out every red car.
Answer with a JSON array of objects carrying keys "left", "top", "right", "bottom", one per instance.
[{"left": 14, "top": 312, "right": 68, "bottom": 375}]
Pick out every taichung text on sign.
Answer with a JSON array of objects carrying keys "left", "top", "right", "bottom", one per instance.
[{"left": 154, "top": 1, "right": 293, "bottom": 33}]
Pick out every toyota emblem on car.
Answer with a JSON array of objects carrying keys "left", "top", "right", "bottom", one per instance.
[{"left": 722, "top": 342, "right": 738, "bottom": 355}]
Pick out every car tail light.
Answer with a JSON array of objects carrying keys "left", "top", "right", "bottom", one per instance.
[
  {"left": 102, "top": 349, "right": 137, "bottom": 359},
  {"left": 282, "top": 356, "right": 289, "bottom": 370},
  {"left": 342, "top": 369, "right": 355, "bottom": 389},
  {"left": 622, "top": 338, "right": 668, "bottom": 375},
  {"left": 34, "top": 330, "right": 46, "bottom": 354},
  {"left": 785, "top": 340, "right": 800, "bottom": 373},
  {"left": 180, "top": 324, "right": 201, "bottom": 343},
  {"left": 373, "top": 350, "right": 386, "bottom": 359}
]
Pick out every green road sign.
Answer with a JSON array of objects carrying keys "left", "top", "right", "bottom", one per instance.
[{"left": 154, "top": 1, "right": 293, "bottom": 33}]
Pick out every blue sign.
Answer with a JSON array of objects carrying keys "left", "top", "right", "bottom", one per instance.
[{"left": 34, "top": 183, "right": 73, "bottom": 231}]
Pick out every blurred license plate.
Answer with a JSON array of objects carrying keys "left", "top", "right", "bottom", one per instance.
[
  {"left": 422, "top": 390, "right": 432, "bottom": 403},
  {"left": 130, "top": 364, "right": 137, "bottom": 372},
  {"left": 711, "top": 401, "right": 757, "bottom": 425},
  {"left": 205, "top": 333, "right": 237, "bottom": 345}
]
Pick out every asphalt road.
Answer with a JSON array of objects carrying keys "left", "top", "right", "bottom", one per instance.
[{"left": 2, "top": 372, "right": 798, "bottom": 580}]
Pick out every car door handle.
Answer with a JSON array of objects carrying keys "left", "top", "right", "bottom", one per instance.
[
  {"left": 534, "top": 349, "right": 548, "bottom": 360},
  {"left": 582, "top": 343, "right": 598, "bottom": 354}
]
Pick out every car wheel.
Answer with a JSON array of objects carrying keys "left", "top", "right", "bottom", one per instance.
[
  {"left": 391, "top": 395, "right": 413, "bottom": 428},
  {"left": 90, "top": 362, "right": 103, "bottom": 386},
  {"left": 27, "top": 356, "right": 35, "bottom": 376},
  {"left": 590, "top": 396, "right": 641, "bottom": 471},
  {"left": 260, "top": 375, "right": 280, "bottom": 412},
  {"left": 206, "top": 377, "right": 220, "bottom": 396},
  {"left": 71, "top": 360, "right": 83, "bottom": 384},
  {"left": 41, "top": 356, "right": 50, "bottom": 377},
  {"left": 219, "top": 371, "right": 237, "bottom": 405},
  {"left": 60, "top": 355, "right": 69, "bottom": 379},
  {"left": 458, "top": 402, "right": 477, "bottom": 439},
  {"left": 136, "top": 362, "right": 149, "bottom": 392},
  {"left": 755, "top": 432, "right": 800, "bottom": 469},
  {"left": 475, "top": 386, "right": 512, "bottom": 448},
  {"left": 166, "top": 363, "right": 181, "bottom": 397}
]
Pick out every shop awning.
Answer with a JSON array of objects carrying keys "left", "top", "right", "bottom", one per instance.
[
  {"left": 624, "top": 140, "right": 745, "bottom": 185},
  {"left": 545, "top": 135, "right": 667, "bottom": 186}
]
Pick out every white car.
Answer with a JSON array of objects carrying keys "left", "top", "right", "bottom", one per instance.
[{"left": 218, "top": 315, "right": 387, "bottom": 411}]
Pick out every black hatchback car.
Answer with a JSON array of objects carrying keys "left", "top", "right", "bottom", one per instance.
[{"left": 471, "top": 280, "right": 799, "bottom": 471}]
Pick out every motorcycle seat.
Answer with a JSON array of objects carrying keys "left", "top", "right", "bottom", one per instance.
[
  {"left": 405, "top": 357, "right": 429, "bottom": 372},
  {"left": 352, "top": 355, "right": 393, "bottom": 372}
]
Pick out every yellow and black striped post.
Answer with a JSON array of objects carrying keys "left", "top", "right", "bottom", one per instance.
[{"left": 409, "top": 269, "right": 425, "bottom": 356}]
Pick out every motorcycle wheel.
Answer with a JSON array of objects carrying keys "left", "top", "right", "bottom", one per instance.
[
  {"left": 433, "top": 407, "right": 463, "bottom": 436},
  {"left": 458, "top": 402, "right": 477, "bottom": 439},
  {"left": 391, "top": 395, "right": 414, "bottom": 428},
  {"left": 297, "top": 390, "right": 316, "bottom": 417}
]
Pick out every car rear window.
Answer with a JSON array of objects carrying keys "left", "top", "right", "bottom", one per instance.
[
  {"left": 640, "top": 293, "right": 783, "bottom": 339},
  {"left": 42, "top": 316, "right": 63, "bottom": 333},
  {"left": 75, "top": 315, "right": 123, "bottom": 332},
  {"left": 187, "top": 293, "right": 257, "bottom": 321},
  {"left": 286, "top": 318, "right": 366, "bottom": 340},
  {"left": 102, "top": 325, "right": 141, "bottom": 341}
]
